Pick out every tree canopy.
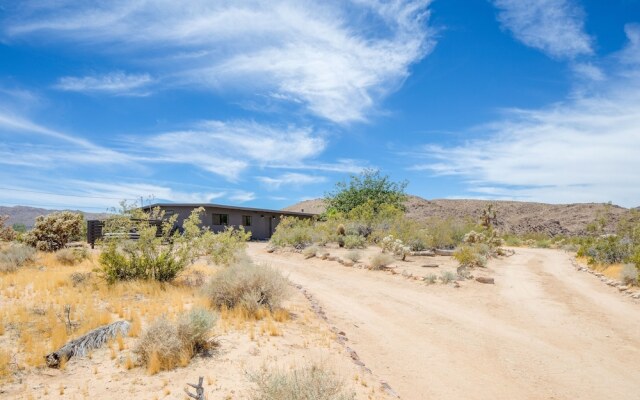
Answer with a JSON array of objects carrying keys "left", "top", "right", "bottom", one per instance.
[{"left": 324, "top": 169, "right": 408, "bottom": 215}]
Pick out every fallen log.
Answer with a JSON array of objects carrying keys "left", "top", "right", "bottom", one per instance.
[
  {"left": 410, "top": 250, "right": 435, "bottom": 257},
  {"left": 45, "top": 320, "right": 130, "bottom": 368},
  {"left": 435, "top": 249, "right": 455, "bottom": 256}
]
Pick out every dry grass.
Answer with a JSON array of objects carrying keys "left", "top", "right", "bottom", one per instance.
[
  {"left": 0, "top": 252, "right": 214, "bottom": 377},
  {"left": 249, "top": 363, "right": 355, "bottom": 400},
  {"left": 206, "top": 260, "right": 290, "bottom": 315},
  {"left": 368, "top": 253, "right": 394, "bottom": 270},
  {"left": 134, "top": 309, "right": 216, "bottom": 374}
]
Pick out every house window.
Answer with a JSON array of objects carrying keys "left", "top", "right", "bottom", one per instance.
[
  {"left": 242, "top": 215, "right": 252, "bottom": 226},
  {"left": 212, "top": 213, "right": 229, "bottom": 225}
]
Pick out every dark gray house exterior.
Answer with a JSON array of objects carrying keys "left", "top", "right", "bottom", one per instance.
[{"left": 141, "top": 203, "right": 315, "bottom": 240}]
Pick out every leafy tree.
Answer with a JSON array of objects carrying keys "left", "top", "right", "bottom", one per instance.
[
  {"left": 324, "top": 169, "right": 407, "bottom": 215},
  {"left": 12, "top": 223, "right": 26, "bottom": 233}
]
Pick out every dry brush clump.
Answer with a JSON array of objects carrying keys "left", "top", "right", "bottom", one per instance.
[
  {"left": 0, "top": 243, "right": 36, "bottom": 272},
  {"left": 206, "top": 260, "right": 290, "bottom": 316},
  {"left": 249, "top": 364, "right": 355, "bottom": 400},
  {"left": 344, "top": 250, "right": 361, "bottom": 263},
  {"left": 368, "top": 253, "right": 394, "bottom": 270},
  {"left": 134, "top": 308, "right": 216, "bottom": 374},
  {"left": 55, "top": 247, "right": 89, "bottom": 266}
]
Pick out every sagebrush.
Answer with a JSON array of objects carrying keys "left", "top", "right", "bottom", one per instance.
[
  {"left": 206, "top": 260, "right": 290, "bottom": 314},
  {"left": 0, "top": 244, "right": 36, "bottom": 272},
  {"left": 250, "top": 364, "right": 355, "bottom": 400}
]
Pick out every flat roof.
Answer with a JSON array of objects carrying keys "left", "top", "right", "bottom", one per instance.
[{"left": 141, "top": 203, "right": 316, "bottom": 217}]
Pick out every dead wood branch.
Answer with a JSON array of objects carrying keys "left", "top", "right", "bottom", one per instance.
[
  {"left": 45, "top": 320, "right": 130, "bottom": 368},
  {"left": 184, "top": 376, "right": 205, "bottom": 400}
]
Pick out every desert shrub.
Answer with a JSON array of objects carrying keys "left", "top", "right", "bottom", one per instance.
[
  {"left": 343, "top": 234, "right": 366, "bottom": 249},
  {"left": 453, "top": 245, "right": 487, "bottom": 269},
  {"left": 250, "top": 364, "right": 355, "bottom": 400},
  {"left": 98, "top": 206, "right": 195, "bottom": 283},
  {"left": 70, "top": 272, "right": 92, "bottom": 286},
  {"left": 0, "top": 243, "right": 36, "bottom": 272},
  {"left": 502, "top": 235, "right": 523, "bottom": 247},
  {"left": 270, "top": 216, "right": 315, "bottom": 249},
  {"left": 0, "top": 215, "right": 16, "bottom": 242},
  {"left": 344, "top": 251, "right": 361, "bottom": 263},
  {"left": 302, "top": 246, "right": 318, "bottom": 258},
  {"left": 440, "top": 271, "right": 456, "bottom": 284},
  {"left": 24, "top": 211, "right": 83, "bottom": 251},
  {"left": 206, "top": 260, "right": 290, "bottom": 314},
  {"left": 369, "top": 253, "right": 394, "bottom": 270},
  {"left": 621, "top": 264, "right": 638, "bottom": 286},
  {"left": 134, "top": 309, "right": 216, "bottom": 374},
  {"left": 425, "top": 273, "right": 437, "bottom": 284},
  {"left": 380, "top": 235, "right": 410, "bottom": 260},
  {"left": 424, "top": 218, "right": 474, "bottom": 249},
  {"left": 200, "top": 227, "right": 251, "bottom": 266},
  {"left": 134, "top": 317, "right": 184, "bottom": 373},
  {"left": 177, "top": 308, "right": 217, "bottom": 355},
  {"left": 55, "top": 247, "right": 89, "bottom": 265}
]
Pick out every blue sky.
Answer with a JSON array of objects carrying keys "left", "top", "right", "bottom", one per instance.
[{"left": 0, "top": 0, "right": 639, "bottom": 211}]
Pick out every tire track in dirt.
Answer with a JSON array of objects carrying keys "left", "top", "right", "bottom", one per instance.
[{"left": 249, "top": 244, "right": 640, "bottom": 400}]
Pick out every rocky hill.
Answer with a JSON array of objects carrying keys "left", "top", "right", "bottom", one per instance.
[
  {"left": 284, "top": 196, "right": 631, "bottom": 236},
  {"left": 0, "top": 206, "right": 111, "bottom": 228}
]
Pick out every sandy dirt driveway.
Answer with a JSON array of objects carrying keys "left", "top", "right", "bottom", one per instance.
[{"left": 248, "top": 244, "right": 640, "bottom": 400}]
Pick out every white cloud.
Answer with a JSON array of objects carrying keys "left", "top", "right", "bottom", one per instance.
[
  {"left": 54, "top": 71, "right": 153, "bottom": 95},
  {"left": 572, "top": 62, "right": 605, "bottom": 81},
  {"left": 136, "top": 120, "right": 326, "bottom": 181},
  {"left": 0, "top": 110, "right": 133, "bottom": 165},
  {"left": 492, "top": 0, "right": 593, "bottom": 59},
  {"left": 257, "top": 173, "right": 326, "bottom": 189},
  {"left": 3, "top": 1, "right": 435, "bottom": 123},
  {"left": 228, "top": 191, "right": 256, "bottom": 203},
  {"left": 411, "top": 27, "right": 640, "bottom": 208}
]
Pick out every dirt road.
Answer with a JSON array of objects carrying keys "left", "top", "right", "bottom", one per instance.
[{"left": 248, "top": 245, "right": 640, "bottom": 400}]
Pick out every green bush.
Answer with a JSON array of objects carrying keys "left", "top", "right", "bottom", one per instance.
[
  {"left": 342, "top": 234, "right": 366, "bottom": 249},
  {"left": 206, "top": 260, "right": 290, "bottom": 314},
  {"left": 0, "top": 244, "right": 36, "bottom": 272},
  {"left": 98, "top": 205, "right": 192, "bottom": 283},
  {"left": 24, "top": 211, "right": 83, "bottom": 251},
  {"left": 200, "top": 227, "right": 251, "bottom": 266},
  {"left": 453, "top": 245, "right": 487, "bottom": 269},
  {"left": 250, "top": 364, "right": 355, "bottom": 400},
  {"left": 270, "top": 216, "right": 315, "bottom": 249}
]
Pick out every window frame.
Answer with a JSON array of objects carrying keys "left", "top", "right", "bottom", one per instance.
[
  {"left": 212, "top": 213, "right": 229, "bottom": 226},
  {"left": 242, "top": 215, "right": 252, "bottom": 227}
]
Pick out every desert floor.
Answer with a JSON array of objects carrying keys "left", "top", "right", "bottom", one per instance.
[{"left": 248, "top": 244, "right": 640, "bottom": 400}]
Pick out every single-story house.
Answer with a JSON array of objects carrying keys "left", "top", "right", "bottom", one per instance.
[{"left": 140, "top": 203, "right": 316, "bottom": 240}]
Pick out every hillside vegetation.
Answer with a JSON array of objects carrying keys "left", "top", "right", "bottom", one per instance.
[{"left": 285, "top": 196, "right": 631, "bottom": 236}]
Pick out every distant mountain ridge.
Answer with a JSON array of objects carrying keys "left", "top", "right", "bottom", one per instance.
[
  {"left": 0, "top": 206, "right": 111, "bottom": 228},
  {"left": 283, "top": 196, "right": 633, "bottom": 236}
]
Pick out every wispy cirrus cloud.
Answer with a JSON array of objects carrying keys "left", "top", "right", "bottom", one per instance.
[
  {"left": 3, "top": 0, "right": 435, "bottom": 123},
  {"left": 411, "top": 26, "right": 640, "bottom": 207},
  {"left": 132, "top": 120, "right": 327, "bottom": 181},
  {"left": 257, "top": 173, "right": 327, "bottom": 189},
  {"left": 54, "top": 71, "right": 153, "bottom": 95},
  {"left": 492, "top": 0, "right": 593, "bottom": 59}
]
